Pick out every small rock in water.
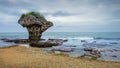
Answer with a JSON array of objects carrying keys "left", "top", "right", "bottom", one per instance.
[
  {"left": 90, "top": 50, "right": 101, "bottom": 57},
  {"left": 110, "top": 42, "right": 118, "bottom": 44},
  {"left": 63, "top": 39, "right": 68, "bottom": 42},
  {"left": 83, "top": 48, "right": 101, "bottom": 58},
  {"left": 111, "top": 55, "right": 117, "bottom": 57},
  {"left": 81, "top": 40, "right": 87, "bottom": 42},
  {"left": 84, "top": 48, "right": 94, "bottom": 51},
  {"left": 1, "top": 38, "right": 9, "bottom": 41},
  {"left": 113, "top": 49, "right": 119, "bottom": 51}
]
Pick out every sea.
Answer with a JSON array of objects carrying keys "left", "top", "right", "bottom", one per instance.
[{"left": 0, "top": 32, "right": 120, "bottom": 61}]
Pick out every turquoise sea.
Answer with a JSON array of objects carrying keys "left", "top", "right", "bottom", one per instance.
[{"left": 0, "top": 32, "right": 120, "bottom": 61}]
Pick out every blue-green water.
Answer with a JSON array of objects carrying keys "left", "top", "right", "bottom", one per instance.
[
  {"left": 0, "top": 32, "right": 120, "bottom": 46},
  {"left": 0, "top": 32, "right": 120, "bottom": 61},
  {"left": 0, "top": 32, "right": 120, "bottom": 40}
]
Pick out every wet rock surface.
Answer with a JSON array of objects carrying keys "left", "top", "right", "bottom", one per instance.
[
  {"left": 111, "top": 55, "right": 117, "bottom": 57},
  {"left": 1, "top": 38, "right": 67, "bottom": 47},
  {"left": 1, "top": 38, "right": 28, "bottom": 43},
  {"left": 83, "top": 48, "right": 102, "bottom": 58},
  {"left": 51, "top": 46, "right": 74, "bottom": 52},
  {"left": 50, "top": 46, "right": 101, "bottom": 58},
  {"left": 1, "top": 31, "right": 120, "bottom": 61},
  {"left": 30, "top": 41, "right": 60, "bottom": 47},
  {"left": 1, "top": 39, "right": 29, "bottom": 43}
]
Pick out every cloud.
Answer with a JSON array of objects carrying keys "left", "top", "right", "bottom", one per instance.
[
  {"left": 0, "top": 12, "right": 18, "bottom": 23},
  {"left": 46, "top": 14, "right": 120, "bottom": 26},
  {"left": 18, "top": 9, "right": 30, "bottom": 14},
  {"left": 7, "top": 0, "right": 17, "bottom": 3},
  {"left": 0, "top": 0, "right": 120, "bottom": 32}
]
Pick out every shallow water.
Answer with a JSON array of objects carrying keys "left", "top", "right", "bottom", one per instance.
[{"left": 0, "top": 32, "right": 120, "bottom": 61}]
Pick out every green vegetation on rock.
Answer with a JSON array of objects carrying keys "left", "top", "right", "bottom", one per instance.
[{"left": 20, "top": 12, "right": 44, "bottom": 19}]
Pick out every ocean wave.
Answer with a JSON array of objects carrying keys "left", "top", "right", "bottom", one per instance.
[
  {"left": 43, "top": 37, "right": 94, "bottom": 40},
  {"left": 67, "top": 37, "right": 94, "bottom": 40},
  {"left": 94, "top": 37, "right": 120, "bottom": 40},
  {"left": 44, "top": 36, "right": 120, "bottom": 41}
]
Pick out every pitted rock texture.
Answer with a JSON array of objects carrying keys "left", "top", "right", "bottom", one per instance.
[{"left": 18, "top": 12, "right": 53, "bottom": 42}]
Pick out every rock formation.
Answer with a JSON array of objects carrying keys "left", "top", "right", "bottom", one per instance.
[{"left": 18, "top": 12, "right": 53, "bottom": 43}]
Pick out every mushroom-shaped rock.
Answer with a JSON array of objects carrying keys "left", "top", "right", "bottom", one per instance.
[{"left": 18, "top": 12, "right": 53, "bottom": 42}]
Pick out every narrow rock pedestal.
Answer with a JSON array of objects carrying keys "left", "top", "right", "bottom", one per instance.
[{"left": 18, "top": 12, "right": 54, "bottom": 47}]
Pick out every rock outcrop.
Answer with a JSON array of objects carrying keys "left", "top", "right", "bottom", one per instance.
[
  {"left": 83, "top": 48, "right": 101, "bottom": 58},
  {"left": 18, "top": 12, "right": 54, "bottom": 47},
  {"left": 18, "top": 12, "right": 53, "bottom": 42},
  {"left": 1, "top": 38, "right": 67, "bottom": 47}
]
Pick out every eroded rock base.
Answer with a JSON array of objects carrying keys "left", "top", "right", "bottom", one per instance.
[{"left": 1, "top": 38, "right": 67, "bottom": 47}]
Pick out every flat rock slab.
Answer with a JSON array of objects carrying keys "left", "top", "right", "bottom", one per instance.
[
  {"left": 83, "top": 48, "right": 102, "bottom": 58},
  {"left": 51, "top": 46, "right": 74, "bottom": 52},
  {"left": 1, "top": 38, "right": 67, "bottom": 47},
  {"left": 30, "top": 41, "right": 61, "bottom": 47}
]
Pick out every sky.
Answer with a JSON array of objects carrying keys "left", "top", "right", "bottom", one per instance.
[{"left": 0, "top": 0, "right": 120, "bottom": 32}]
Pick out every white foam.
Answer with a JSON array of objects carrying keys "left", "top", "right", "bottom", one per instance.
[
  {"left": 66, "top": 37, "right": 94, "bottom": 40},
  {"left": 18, "top": 44, "right": 30, "bottom": 48}
]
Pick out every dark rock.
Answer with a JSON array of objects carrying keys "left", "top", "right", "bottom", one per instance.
[
  {"left": 63, "top": 39, "right": 68, "bottom": 42},
  {"left": 2, "top": 39, "right": 29, "bottom": 43},
  {"left": 1, "top": 38, "right": 9, "bottom": 41},
  {"left": 81, "top": 40, "right": 87, "bottom": 42},
  {"left": 1, "top": 38, "right": 13, "bottom": 42},
  {"left": 4, "top": 39, "right": 14, "bottom": 42},
  {"left": 90, "top": 50, "right": 101, "bottom": 57},
  {"left": 2, "top": 38, "right": 66, "bottom": 47},
  {"left": 14, "top": 39, "right": 29, "bottom": 43},
  {"left": 84, "top": 48, "right": 94, "bottom": 51},
  {"left": 30, "top": 41, "right": 61, "bottom": 47},
  {"left": 48, "top": 39, "right": 68, "bottom": 42},
  {"left": 111, "top": 55, "right": 117, "bottom": 57},
  {"left": 110, "top": 42, "right": 118, "bottom": 44},
  {"left": 84, "top": 48, "right": 101, "bottom": 58},
  {"left": 39, "top": 39, "right": 46, "bottom": 41}
]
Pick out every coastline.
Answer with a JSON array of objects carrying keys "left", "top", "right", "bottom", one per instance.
[{"left": 0, "top": 45, "right": 120, "bottom": 68}]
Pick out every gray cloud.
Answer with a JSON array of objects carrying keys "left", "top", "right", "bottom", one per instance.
[{"left": 0, "top": 0, "right": 120, "bottom": 32}]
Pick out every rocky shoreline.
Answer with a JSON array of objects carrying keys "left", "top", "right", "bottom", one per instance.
[
  {"left": 0, "top": 38, "right": 102, "bottom": 60},
  {"left": 0, "top": 45, "right": 120, "bottom": 68},
  {"left": 1, "top": 38, "right": 68, "bottom": 47},
  {"left": 1, "top": 38, "right": 120, "bottom": 61}
]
